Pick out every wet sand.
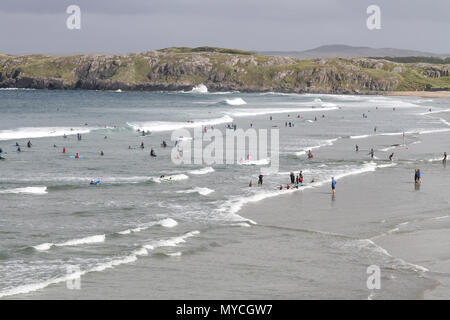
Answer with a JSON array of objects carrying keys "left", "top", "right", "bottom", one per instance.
[{"left": 386, "top": 91, "right": 450, "bottom": 99}]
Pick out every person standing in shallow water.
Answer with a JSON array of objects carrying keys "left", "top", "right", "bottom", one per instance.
[
  {"left": 415, "top": 169, "right": 422, "bottom": 184},
  {"left": 331, "top": 177, "right": 336, "bottom": 196}
]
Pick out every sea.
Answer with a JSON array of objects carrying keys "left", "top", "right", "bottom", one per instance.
[{"left": 0, "top": 86, "right": 449, "bottom": 299}]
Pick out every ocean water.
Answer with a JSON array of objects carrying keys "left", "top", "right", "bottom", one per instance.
[{"left": 0, "top": 88, "right": 449, "bottom": 299}]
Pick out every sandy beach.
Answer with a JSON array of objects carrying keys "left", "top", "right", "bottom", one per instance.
[{"left": 386, "top": 91, "right": 450, "bottom": 99}]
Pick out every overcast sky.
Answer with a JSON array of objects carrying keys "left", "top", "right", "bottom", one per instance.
[{"left": 1, "top": 0, "right": 449, "bottom": 55}]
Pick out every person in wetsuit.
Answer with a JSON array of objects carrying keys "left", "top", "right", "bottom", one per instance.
[{"left": 258, "top": 174, "right": 263, "bottom": 186}]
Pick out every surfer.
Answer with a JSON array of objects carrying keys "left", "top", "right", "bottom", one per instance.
[
  {"left": 249, "top": 180, "right": 252, "bottom": 187},
  {"left": 331, "top": 177, "right": 336, "bottom": 195},
  {"left": 443, "top": 152, "right": 447, "bottom": 162},
  {"left": 100, "top": 151, "right": 104, "bottom": 156},
  {"left": 27, "top": 140, "right": 32, "bottom": 148},
  {"left": 307, "top": 150, "right": 314, "bottom": 159},
  {"left": 258, "top": 174, "right": 263, "bottom": 186},
  {"left": 90, "top": 180, "right": 94, "bottom": 185},
  {"left": 355, "top": 144, "right": 359, "bottom": 152},
  {"left": 369, "top": 148, "right": 374, "bottom": 159},
  {"left": 75, "top": 153, "right": 80, "bottom": 159},
  {"left": 389, "top": 153, "right": 394, "bottom": 161}
]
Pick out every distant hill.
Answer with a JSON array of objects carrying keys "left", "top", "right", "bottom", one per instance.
[
  {"left": 261, "top": 45, "right": 450, "bottom": 59},
  {"left": 1, "top": 46, "right": 449, "bottom": 93}
]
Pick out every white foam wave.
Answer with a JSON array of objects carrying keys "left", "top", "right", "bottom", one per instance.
[
  {"left": 152, "top": 174, "right": 189, "bottom": 183},
  {"left": 189, "top": 167, "right": 215, "bottom": 175},
  {"left": 0, "top": 127, "right": 95, "bottom": 141},
  {"left": 165, "top": 252, "right": 182, "bottom": 257},
  {"left": 127, "top": 115, "right": 233, "bottom": 132},
  {"left": 225, "top": 98, "right": 247, "bottom": 105},
  {"left": 350, "top": 134, "right": 370, "bottom": 140},
  {"left": 294, "top": 138, "right": 339, "bottom": 157},
  {"left": 239, "top": 158, "right": 270, "bottom": 165},
  {"left": 418, "top": 108, "right": 450, "bottom": 115},
  {"left": 342, "top": 239, "right": 428, "bottom": 273},
  {"left": 190, "top": 84, "right": 208, "bottom": 93},
  {"left": 34, "top": 234, "right": 106, "bottom": 251},
  {"left": 144, "top": 231, "right": 200, "bottom": 250},
  {"left": 117, "top": 218, "right": 178, "bottom": 235},
  {"left": 1, "top": 230, "right": 197, "bottom": 298},
  {"left": 177, "top": 187, "right": 215, "bottom": 196},
  {"left": 228, "top": 106, "right": 337, "bottom": 117},
  {"left": 0, "top": 187, "right": 47, "bottom": 195}
]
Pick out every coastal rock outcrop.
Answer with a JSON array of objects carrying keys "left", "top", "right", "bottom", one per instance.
[{"left": 0, "top": 47, "right": 448, "bottom": 93}]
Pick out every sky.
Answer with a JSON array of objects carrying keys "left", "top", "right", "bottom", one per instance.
[{"left": 1, "top": 0, "right": 449, "bottom": 55}]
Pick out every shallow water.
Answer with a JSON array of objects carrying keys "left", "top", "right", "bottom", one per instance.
[{"left": 0, "top": 89, "right": 449, "bottom": 299}]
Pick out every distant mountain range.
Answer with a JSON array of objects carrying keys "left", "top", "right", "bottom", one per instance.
[{"left": 261, "top": 45, "right": 450, "bottom": 59}]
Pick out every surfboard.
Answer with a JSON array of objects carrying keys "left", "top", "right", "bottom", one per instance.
[
  {"left": 92, "top": 180, "right": 101, "bottom": 185},
  {"left": 69, "top": 155, "right": 84, "bottom": 159}
]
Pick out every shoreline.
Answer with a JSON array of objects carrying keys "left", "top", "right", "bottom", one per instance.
[
  {"left": 386, "top": 91, "right": 450, "bottom": 98},
  {"left": 2, "top": 86, "right": 450, "bottom": 99}
]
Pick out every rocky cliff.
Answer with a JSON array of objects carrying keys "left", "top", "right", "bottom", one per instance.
[{"left": 0, "top": 47, "right": 449, "bottom": 93}]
